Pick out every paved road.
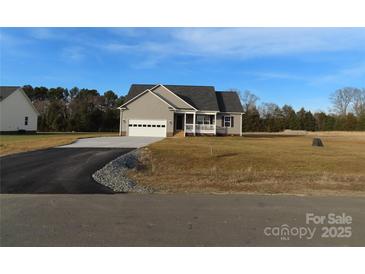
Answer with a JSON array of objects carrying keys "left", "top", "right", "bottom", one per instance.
[
  {"left": 1, "top": 194, "right": 364, "bottom": 246},
  {"left": 0, "top": 148, "right": 133, "bottom": 194},
  {"left": 59, "top": 136, "right": 164, "bottom": 148}
]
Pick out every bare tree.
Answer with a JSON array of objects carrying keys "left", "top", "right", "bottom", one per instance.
[
  {"left": 258, "top": 102, "right": 279, "bottom": 118},
  {"left": 230, "top": 89, "right": 259, "bottom": 113},
  {"left": 330, "top": 87, "right": 356, "bottom": 115},
  {"left": 353, "top": 88, "right": 365, "bottom": 116}
]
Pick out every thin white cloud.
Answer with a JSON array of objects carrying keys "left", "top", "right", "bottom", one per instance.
[
  {"left": 3, "top": 28, "right": 365, "bottom": 69},
  {"left": 107, "top": 28, "right": 147, "bottom": 38},
  {"left": 0, "top": 30, "right": 35, "bottom": 46},
  {"left": 97, "top": 28, "right": 365, "bottom": 68},
  {"left": 241, "top": 62, "right": 365, "bottom": 87},
  {"left": 28, "top": 28, "right": 58, "bottom": 40},
  {"left": 242, "top": 71, "right": 306, "bottom": 81},
  {"left": 171, "top": 28, "right": 365, "bottom": 59},
  {"left": 103, "top": 43, "right": 135, "bottom": 52},
  {"left": 310, "top": 62, "right": 365, "bottom": 86},
  {"left": 0, "top": 30, "right": 35, "bottom": 58},
  {"left": 61, "top": 46, "right": 86, "bottom": 61}
]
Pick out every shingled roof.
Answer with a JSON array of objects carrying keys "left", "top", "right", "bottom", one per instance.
[
  {"left": 216, "top": 91, "right": 244, "bottom": 112},
  {"left": 126, "top": 84, "right": 220, "bottom": 111},
  {"left": 0, "top": 86, "right": 20, "bottom": 101},
  {"left": 125, "top": 84, "right": 242, "bottom": 112}
]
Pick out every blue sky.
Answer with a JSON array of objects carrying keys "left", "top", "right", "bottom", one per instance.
[{"left": 1, "top": 28, "right": 365, "bottom": 111}]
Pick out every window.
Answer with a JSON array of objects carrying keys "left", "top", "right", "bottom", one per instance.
[
  {"left": 196, "top": 115, "right": 214, "bottom": 125},
  {"left": 204, "top": 116, "right": 211, "bottom": 125},
  {"left": 196, "top": 115, "right": 204, "bottom": 125},
  {"left": 24, "top": 116, "right": 28, "bottom": 126},
  {"left": 223, "top": 116, "right": 234, "bottom": 128}
]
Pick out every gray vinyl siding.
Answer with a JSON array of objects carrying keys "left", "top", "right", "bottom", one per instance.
[
  {"left": 152, "top": 86, "right": 194, "bottom": 109},
  {"left": 216, "top": 113, "right": 241, "bottom": 135},
  {"left": 121, "top": 91, "right": 174, "bottom": 134}
]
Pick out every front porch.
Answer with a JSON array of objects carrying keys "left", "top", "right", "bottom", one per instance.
[{"left": 174, "top": 112, "right": 216, "bottom": 136}]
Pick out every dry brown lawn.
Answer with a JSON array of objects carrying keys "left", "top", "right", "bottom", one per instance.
[
  {"left": 0, "top": 132, "right": 117, "bottom": 156},
  {"left": 129, "top": 132, "right": 365, "bottom": 195}
]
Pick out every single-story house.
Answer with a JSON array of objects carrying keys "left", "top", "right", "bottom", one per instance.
[
  {"left": 0, "top": 86, "right": 39, "bottom": 133},
  {"left": 118, "top": 84, "right": 244, "bottom": 137}
]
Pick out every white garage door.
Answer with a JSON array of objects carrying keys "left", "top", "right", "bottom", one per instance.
[{"left": 128, "top": 119, "right": 167, "bottom": 137}]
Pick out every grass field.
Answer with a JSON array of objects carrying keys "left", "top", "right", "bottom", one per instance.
[
  {"left": 129, "top": 132, "right": 365, "bottom": 195},
  {"left": 0, "top": 132, "right": 117, "bottom": 156}
]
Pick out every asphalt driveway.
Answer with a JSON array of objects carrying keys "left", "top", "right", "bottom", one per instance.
[
  {"left": 59, "top": 136, "right": 164, "bottom": 148},
  {"left": 0, "top": 148, "right": 133, "bottom": 194}
]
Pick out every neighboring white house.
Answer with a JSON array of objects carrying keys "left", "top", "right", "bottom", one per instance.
[{"left": 0, "top": 86, "right": 39, "bottom": 133}]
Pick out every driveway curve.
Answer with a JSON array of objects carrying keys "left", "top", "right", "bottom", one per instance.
[
  {"left": 59, "top": 136, "right": 164, "bottom": 148},
  {"left": 0, "top": 148, "right": 133, "bottom": 194}
]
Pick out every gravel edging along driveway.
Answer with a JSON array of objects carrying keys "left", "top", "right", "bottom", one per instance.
[{"left": 92, "top": 149, "right": 153, "bottom": 193}]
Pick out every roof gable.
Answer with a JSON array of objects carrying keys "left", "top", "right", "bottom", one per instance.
[
  {"left": 151, "top": 85, "right": 196, "bottom": 110},
  {"left": 120, "top": 88, "right": 176, "bottom": 110}
]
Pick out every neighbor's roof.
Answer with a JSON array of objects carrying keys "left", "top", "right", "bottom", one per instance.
[
  {"left": 0, "top": 86, "right": 40, "bottom": 115},
  {"left": 0, "top": 86, "right": 21, "bottom": 101},
  {"left": 126, "top": 84, "right": 224, "bottom": 111},
  {"left": 216, "top": 91, "right": 244, "bottom": 112}
]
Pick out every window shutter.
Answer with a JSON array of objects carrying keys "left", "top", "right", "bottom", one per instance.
[
  {"left": 222, "top": 116, "right": 224, "bottom": 127},
  {"left": 231, "top": 116, "right": 234, "bottom": 127}
]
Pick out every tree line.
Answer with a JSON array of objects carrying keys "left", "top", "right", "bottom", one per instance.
[
  {"left": 239, "top": 87, "right": 365, "bottom": 132},
  {"left": 23, "top": 85, "right": 125, "bottom": 132},
  {"left": 23, "top": 85, "right": 365, "bottom": 132}
]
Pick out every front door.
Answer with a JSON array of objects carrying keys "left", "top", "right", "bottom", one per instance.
[{"left": 176, "top": 115, "right": 184, "bottom": 130}]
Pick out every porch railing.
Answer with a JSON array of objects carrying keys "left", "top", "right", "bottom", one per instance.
[
  {"left": 185, "top": 124, "right": 215, "bottom": 133},
  {"left": 186, "top": 124, "right": 194, "bottom": 132}
]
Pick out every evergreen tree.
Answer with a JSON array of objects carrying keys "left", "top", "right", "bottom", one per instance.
[
  {"left": 296, "top": 108, "right": 306, "bottom": 130},
  {"left": 303, "top": 111, "right": 316, "bottom": 131},
  {"left": 242, "top": 107, "right": 261, "bottom": 132},
  {"left": 357, "top": 114, "right": 365, "bottom": 130},
  {"left": 282, "top": 105, "right": 299, "bottom": 130},
  {"left": 343, "top": 113, "right": 358, "bottom": 130}
]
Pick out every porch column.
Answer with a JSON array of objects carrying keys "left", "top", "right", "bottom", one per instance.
[
  {"left": 119, "top": 109, "right": 123, "bottom": 136},
  {"left": 193, "top": 112, "right": 196, "bottom": 136},
  {"left": 184, "top": 113, "right": 186, "bottom": 137},
  {"left": 214, "top": 113, "right": 217, "bottom": 135}
]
